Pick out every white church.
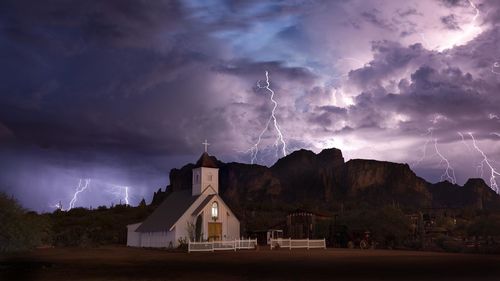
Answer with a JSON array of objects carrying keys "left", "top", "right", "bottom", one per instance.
[{"left": 126, "top": 147, "right": 240, "bottom": 248}]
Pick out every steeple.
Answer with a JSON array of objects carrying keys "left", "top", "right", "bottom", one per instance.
[
  {"left": 192, "top": 141, "right": 219, "bottom": 196},
  {"left": 194, "top": 152, "right": 218, "bottom": 168}
]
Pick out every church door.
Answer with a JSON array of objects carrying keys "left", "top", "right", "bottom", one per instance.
[{"left": 208, "top": 222, "right": 222, "bottom": 241}]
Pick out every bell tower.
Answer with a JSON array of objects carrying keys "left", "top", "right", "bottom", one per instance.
[{"left": 192, "top": 140, "right": 219, "bottom": 196}]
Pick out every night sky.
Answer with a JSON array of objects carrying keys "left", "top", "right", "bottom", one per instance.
[{"left": 1, "top": 0, "right": 499, "bottom": 212}]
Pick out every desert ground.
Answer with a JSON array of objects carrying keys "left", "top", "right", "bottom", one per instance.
[{"left": 1, "top": 246, "right": 499, "bottom": 281}]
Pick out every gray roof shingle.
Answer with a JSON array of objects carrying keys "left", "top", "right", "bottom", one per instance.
[
  {"left": 194, "top": 152, "right": 218, "bottom": 168},
  {"left": 136, "top": 190, "right": 199, "bottom": 233},
  {"left": 191, "top": 194, "right": 216, "bottom": 216}
]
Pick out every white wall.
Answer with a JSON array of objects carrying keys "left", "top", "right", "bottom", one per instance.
[
  {"left": 172, "top": 192, "right": 240, "bottom": 242},
  {"left": 140, "top": 230, "right": 176, "bottom": 248},
  {"left": 227, "top": 210, "right": 240, "bottom": 240},
  {"left": 126, "top": 223, "right": 142, "bottom": 247},
  {"left": 127, "top": 195, "right": 240, "bottom": 248},
  {"left": 192, "top": 167, "right": 219, "bottom": 195},
  {"left": 197, "top": 194, "right": 240, "bottom": 240}
]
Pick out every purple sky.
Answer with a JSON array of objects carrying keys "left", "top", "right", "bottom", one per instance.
[{"left": 1, "top": 0, "right": 499, "bottom": 212}]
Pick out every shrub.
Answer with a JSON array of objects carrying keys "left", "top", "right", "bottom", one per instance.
[{"left": 0, "top": 192, "right": 50, "bottom": 252}]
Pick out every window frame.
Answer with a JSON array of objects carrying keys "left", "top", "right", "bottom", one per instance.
[{"left": 211, "top": 201, "right": 219, "bottom": 220}]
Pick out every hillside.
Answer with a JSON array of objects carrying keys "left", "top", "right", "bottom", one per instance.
[{"left": 152, "top": 148, "right": 500, "bottom": 230}]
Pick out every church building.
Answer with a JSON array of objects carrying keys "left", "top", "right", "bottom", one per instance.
[{"left": 127, "top": 148, "right": 240, "bottom": 248}]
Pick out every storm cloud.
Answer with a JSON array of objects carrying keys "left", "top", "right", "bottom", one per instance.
[{"left": 0, "top": 0, "right": 499, "bottom": 211}]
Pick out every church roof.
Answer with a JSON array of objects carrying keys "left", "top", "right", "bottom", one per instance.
[
  {"left": 136, "top": 190, "right": 199, "bottom": 233},
  {"left": 191, "top": 194, "right": 216, "bottom": 216},
  {"left": 194, "top": 152, "right": 218, "bottom": 168}
]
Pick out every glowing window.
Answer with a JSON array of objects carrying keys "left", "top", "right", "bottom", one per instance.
[{"left": 211, "top": 202, "right": 218, "bottom": 219}]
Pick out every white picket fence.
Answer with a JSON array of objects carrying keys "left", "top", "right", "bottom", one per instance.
[
  {"left": 270, "top": 238, "right": 326, "bottom": 250},
  {"left": 188, "top": 239, "right": 258, "bottom": 253}
]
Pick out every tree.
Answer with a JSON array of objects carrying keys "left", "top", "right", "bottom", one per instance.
[
  {"left": 467, "top": 214, "right": 500, "bottom": 237},
  {"left": 340, "top": 205, "right": 411, "bottom": 248},
  {"left": 0, "top": 192, "right": 50, "bottom": 252}
]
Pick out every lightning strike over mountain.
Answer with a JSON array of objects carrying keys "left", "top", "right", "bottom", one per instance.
[
  {"left": 434, "top": 139, "right": 457, "bottom": 184},
  {"left": 51, "top": 179, "right": 131, "bottom": 210},
  {"left": 458, "top": 132, "right": 472, "bottom": 152},
  {"left": 413, "top": 128, "right": 457, "bottom": 184},
  {"left": 67, "top": 179, "right": 91, "bottom": 211},
  {"left": 124, "top": 186, "right": 129, "bottom": 205},
  {"left": 248, "top": 71, "right": 287, "bottom": 164},
  {"left": 412, "top": 128, "right": 433, "bottom": 167},
  {"left": 110, "top": 184, "right": 130, "bottom": 205},
  {"left": 468, "top": 132, "right": 500, "bottom": 193}
]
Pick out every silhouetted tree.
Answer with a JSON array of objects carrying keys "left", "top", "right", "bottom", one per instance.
[{"left": 0, "top": 192, "right": 51, "bottom": 252}]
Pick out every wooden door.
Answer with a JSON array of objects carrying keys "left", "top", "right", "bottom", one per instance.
[{"left": 208, "top": 222, "right": 222, "bottom": 241}]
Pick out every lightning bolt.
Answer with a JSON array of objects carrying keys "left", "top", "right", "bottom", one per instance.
[
  {"left": 468, "top": 132, "right": 500, "bottom": 194},
  {"left": 67, "top": 179, "right": 91, "bottom": 211},
  {"left": 50, "top": 201, "right": 63, "bottom": 210},
  {"left": 124, "top": 186, "right": 129, "bottom": 205},
  {"left": 101, "top": 182, "right": 131, "bottom": 206},
  {"left": 434, "top": 139, "right": 457, "bottom": 184},
  {"left": 412, "top": 128, "right": 434, "bottom": 167},
  {"left": 248, "top": 71, "right": 287, "bottom": 164},
  {"left": 413, "top": 127, "right": 457, "bottom": 184},
  {"left": 419, "top": 33, "right": 431, "bottom": 49},
  {"left": 51, "top": 179, "right": 131, "bottom": 211},
  {"left": 458, "top": 132, "right": 472, "bottom": 152},
  {"left": 468, "top": 0, "right": 479, "bottom": 22}
]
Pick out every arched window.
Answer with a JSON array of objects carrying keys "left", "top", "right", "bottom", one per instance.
[{"left": 211, "top": 202, "right": 218, "bottom": 219}]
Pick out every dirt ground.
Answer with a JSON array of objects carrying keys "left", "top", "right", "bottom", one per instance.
[{"left": 1, "top": 246, "right": 499, "bottom": 281}]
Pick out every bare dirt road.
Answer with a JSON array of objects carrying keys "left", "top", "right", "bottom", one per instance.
[{"left": 1, "top": 246, "right": 499, "bottom": 281}]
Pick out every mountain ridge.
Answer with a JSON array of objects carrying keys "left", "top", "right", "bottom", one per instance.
[{"left": 151, "top": 147, "right": 500, "bottom": 229}]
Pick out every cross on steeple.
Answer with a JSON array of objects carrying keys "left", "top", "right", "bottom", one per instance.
[{"left": 202, "top": 139, "right": 210, "bottom": 153}]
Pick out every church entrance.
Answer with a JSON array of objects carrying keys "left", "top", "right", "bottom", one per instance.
[{"left": 208, "top": 222, "right": 222, "bottom": 241}]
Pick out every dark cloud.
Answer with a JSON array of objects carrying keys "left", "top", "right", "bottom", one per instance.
[
  {"left": 441, "top": 14, "right": 461, "bottom": 30},
  {"left": 2, "top": 0, "right": 500, "bottom": 211},
  {"left": 348, "top": 41, "right": 428, "bottom": 89},
  {"left": 397, "top": 8, "right": 421, "bottom": 17},
  {"left": 361, "top": 9, "right": 397, "bottom": 31}
]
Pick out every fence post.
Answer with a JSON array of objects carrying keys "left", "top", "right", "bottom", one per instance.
[
  {"left": 307, "top": 238, "right": 309, "bottom": 250},
  {"left": 323, "top": 238, "right": 326, "bottom": 249}
]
